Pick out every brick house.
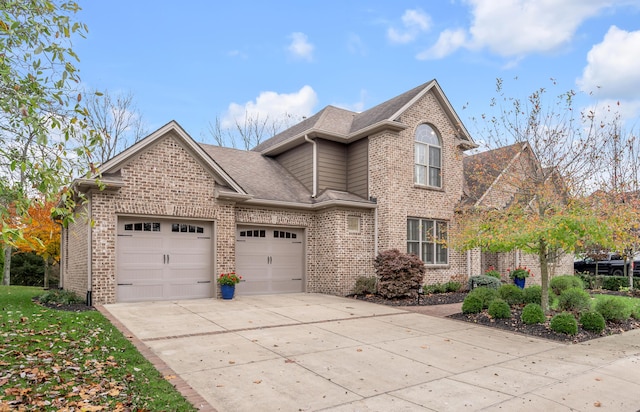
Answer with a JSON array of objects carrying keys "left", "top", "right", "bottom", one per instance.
[
  {"left": 61, "top": 79, "right": 562, "bottom": 305},
  {"left": 462, "top": 142, "right": 574, "bottom": 283}
]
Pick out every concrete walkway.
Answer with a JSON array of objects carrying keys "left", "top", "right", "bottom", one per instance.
[{"left": 101, "top": 294, "right": 640, "bottom": 411}]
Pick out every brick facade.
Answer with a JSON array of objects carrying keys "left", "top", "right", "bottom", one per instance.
[{"left": 61, "top": 83, "right": 495, "bottom": 304}]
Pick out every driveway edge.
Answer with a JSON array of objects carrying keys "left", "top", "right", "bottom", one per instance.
[{"left": 96, "top": 305, "right": 217, "bottom": 412}]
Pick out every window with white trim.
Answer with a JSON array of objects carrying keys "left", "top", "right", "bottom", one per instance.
[
  {"left": 414, "top": 124, "right": 442, "bottom": 188},
  {"left": 347, "top": 215, "right": 361, "bottom": 233},
  {"left": 407, "top": 218, "right": 448, "bottom": 264}
]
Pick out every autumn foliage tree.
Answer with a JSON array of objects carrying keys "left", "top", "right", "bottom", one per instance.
[
  {"left": 454, "top": 78, "right": 631, "bottom": 312},
  {"left": 14, "top": 200, "right": 60, "bottom": 288}
]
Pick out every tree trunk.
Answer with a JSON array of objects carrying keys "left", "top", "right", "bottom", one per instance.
[
  {"left": 538, "top": 239, "right": 550, "bottom": 313},
  {"left": 44, "top": 257, "right": 50, "bottom": 289},
  {"left": 2, "top": 245, "right": 10, "bottom": 286}
]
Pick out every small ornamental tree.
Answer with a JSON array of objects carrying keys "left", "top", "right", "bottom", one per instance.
[{"left": 374, "top": 249, "right": 425, "bottom": 299}]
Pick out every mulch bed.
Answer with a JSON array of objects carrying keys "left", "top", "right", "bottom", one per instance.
[
  {"left": 33, "top": 298, "right": 95, "bottom": 312},
  {"left": 352, "top": 291, "right": 640, "bottom": 343}
]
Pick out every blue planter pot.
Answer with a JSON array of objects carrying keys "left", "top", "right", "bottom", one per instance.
[
  {"left": 513, "top": 277, "right": 526, "bottom": 289},
  {"left": 220, "top": 284, "right": 235, "bottom": 300}
]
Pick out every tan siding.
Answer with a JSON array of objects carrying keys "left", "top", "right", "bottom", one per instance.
[
  {"left": 275, "top": 144, "right": 313, "bottom": 191},
  {"left": 318, "top": 139, "right": 347, "bottom": 191},
  {"left": 347, "top": 138, "right": 368, "bottom": 198}
]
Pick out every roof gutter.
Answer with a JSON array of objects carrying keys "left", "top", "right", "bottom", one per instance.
[{"left": 304, "top": 134, "right": 317, "bottom": 198}]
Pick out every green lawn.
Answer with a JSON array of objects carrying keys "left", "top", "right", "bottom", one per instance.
[
  {"left": 0, "top": 286, "right": 197, "bottom": 411},
  {"left": 591, "top": 292, "right": 640, "bottom": 315}
]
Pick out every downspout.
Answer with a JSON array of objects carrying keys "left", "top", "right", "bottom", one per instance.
[
  {"left": 86, "top": 195, "right": 93, "bottom": 306},
  {"left": 56, "top": 221, "right": 65, "bottom": 289},
  {"left": 304, "top": 134, "right": 317, "bottom": 198}
]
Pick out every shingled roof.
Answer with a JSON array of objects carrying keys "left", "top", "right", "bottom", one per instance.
[
  {"left": 200, "top": 143, "right": 313, "bottom": 204},
  {"left": 462, "top": 142, "right": 527, "bottom": 206},
  {"left": 253, "top": 79, "right": 473, "bottom": 155}
]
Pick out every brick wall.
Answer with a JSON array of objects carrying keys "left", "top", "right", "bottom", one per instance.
[
  {"left": 63, "top": 203, "right": 89, "bottom": 298},
  {"left": 368, "top": 89, "right": 470, "bottom": 285}
]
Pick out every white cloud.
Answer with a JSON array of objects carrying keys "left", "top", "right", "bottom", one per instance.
[
  {"left": 347, "top": 33, "right": 367, "bottom": 56},
  {"left": 287, "top": 32, "right": 314, "bottom": 61},
  {"left": 416, "top": 29, "right": 467, "bottom": 60},
  {"left": 387, "top": 9, "right": 431, "bottom": 44},
  {"left": 577, "top": 26, "right": 640, "bottom": 99},
  {"left": 419, "top": 0, "right": 614, "bottom": 59},
  {"left": 221, "top": 85, "right": 318, "bottom": 129}
]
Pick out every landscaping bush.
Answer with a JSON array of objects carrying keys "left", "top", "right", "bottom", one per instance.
[
  {"left": 522, "top": 285, "right": 541, "bottom": 305},
  {"left": 488, "top": 299, "right": 511, "bottom": 319},
  {"left": 580, "top": 311, "right": 606, "bottom": 333},
  {"left": 557, "top": 287, "right": 592, "bottom": 313},
  {"left": 37, "top": 289, "right": 85, "bottom": 305},
  {"left": 550, "top": 275, "right": 584, "bottom": 295},
  {"left": 550, "top": 312, "right": 578, "bottom": 335},
  {"left": 462, "top": 295, "right": 483, "bottom": 314},
  {"left": 465, "top": 286, "right": 498, "bottom": 309},
  {"left": 600, "top": 276, "right": 640, "bottom": 291},
  {"left": 444, "top": 281, "right": 462, "bottom": 293},
  {"left": 423, "top": 283, "right": 447, "bottom": 294},
  {"left": 594, "top": 296, "right": 629, "bottom": 323},
  {"left": 352, "top": 276, "right": 377, "bottom": 295},
  {"left": 374, "top": 249, "right": 426, "bottom": 299},
  {"left": 484, "top": 266, "right": 501, "bottom": 279},
  {"left": 576, "top": 272, "right": 597, "bottom": 290},
  {"left": 521, "top": 303, "right": 546, "bottom": 324},
  {"left": 468, "top": 275, "right": 502, "bottom": 290},
  {"left": 498, "top": 284, "right": 524, "bottom": 306}
]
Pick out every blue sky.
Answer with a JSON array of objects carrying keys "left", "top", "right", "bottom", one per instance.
[{"left": 75, "top": 1, "right": 640, "bottom": 144}]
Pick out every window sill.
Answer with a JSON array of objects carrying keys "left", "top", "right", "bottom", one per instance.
[
  {"left": 413, "top": 184, "right": 445, "bottom": 192},
  {"left": 423, "top": 264, "right": 450, "bottom": 269}
]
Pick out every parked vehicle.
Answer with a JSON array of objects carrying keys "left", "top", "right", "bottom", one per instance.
[{"left": 574, "top": 252, "right": 640, "bottom": 277}]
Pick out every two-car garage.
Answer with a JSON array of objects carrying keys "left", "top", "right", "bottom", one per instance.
[{"left": 115, "top": 218, "right": 304, "bottom": 302}]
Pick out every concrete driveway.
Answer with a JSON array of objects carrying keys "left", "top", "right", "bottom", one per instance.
[{"left": 101, "top": 293, "right": 640, "bottom": 411}]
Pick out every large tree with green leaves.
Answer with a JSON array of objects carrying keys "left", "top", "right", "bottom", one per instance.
[
  {"left": 454, "top": 78, "right": 635, "bottom": 312},
  {"left": 1, "top": 1, "right": 99, "bottom": 284},
  {"left": 1, "top": 2, "right": 98, "bottom": 232}
]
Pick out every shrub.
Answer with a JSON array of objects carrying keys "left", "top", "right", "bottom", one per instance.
[
  {"left": 374, "top": 249, "right": 426, "bottom": 299},
  {"left": 466, "top": 286, "right": 498, "bottom": 309},
  {"left": 557, "top": 287, "right": 592, "bottom": 313},
  {"left": 576, "top": 272, "right": 596, "bottom": 290},
  {"left": 521, "top": 303, "right": 546, "bottom": 324},
  {"left": 594, "top": 297, "right": 629, "bottom": 323},
  {"left": 484, "top": 266, "right": 501, "bottom": 279},
  {"left": 444, "top": 281, "right": 462, "bottom": 293},
  {"left": 550, "top": 312, "right": 578, "bottom": 335},
  {"left": 352, "top": 276, "right": 377, "bottom": 295},
  {"left": 522, "top": 285, "right": 541, "bottom": 305},
  {"left": 488, "top": 299, "right": 511, "bottom": 319},
  {"left": 498, "top": 284, "right": 525, "bottom": 306},
  {"left": 462, "top": 295, "right": 484, "bottom": 314},
  {"left": 580, "top": 311, "right": 606, "bottom": 333},
  {"left": 37, "top": 289, "right": 85, "bottom": 305},
  {"left": 468, "top": 275, "right": 502, "bottom": 290},
  {"left": 550, "top": 275, "right": 584, "bottom": 295}
]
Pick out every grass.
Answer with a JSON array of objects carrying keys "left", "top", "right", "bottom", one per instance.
[
  {"left": 591, "top": 293, "right": 640, "bottom": 317},
  {"left": 0, "top": 286, "right": 197, "bottom": 411}
]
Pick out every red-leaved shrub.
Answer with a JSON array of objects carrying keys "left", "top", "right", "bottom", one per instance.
[{"left": 374, "top": 249, "right": 425, "bottom": 298}]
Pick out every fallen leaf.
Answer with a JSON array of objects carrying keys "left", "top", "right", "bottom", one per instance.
[
  {"left": 285, "top": 359, "right": 296, "bottom": 363},
  {"left": 164, "top": 375, "right": 176, "bottom": 381},
  {"left": 253, "top": 380, "right": 262, "bottom": 384},
  {"left": 594, "top": 401, "right": 601, "bottom": 407}
]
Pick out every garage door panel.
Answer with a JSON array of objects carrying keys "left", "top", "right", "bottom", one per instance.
[
  {"left": 236, "top": 226, "right": 304, "bottom": 295},
  {"left": 117, "top": 218, "right": 213, "bottom": 302}
]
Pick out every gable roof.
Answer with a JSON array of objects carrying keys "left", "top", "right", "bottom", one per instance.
[
  {"left": 254, "top": 79, "right": 476, "bottom": 155},
  {"left": 86, "top": 121, "right": 246, "bottom": 195},
  {"left": 462, "top": 142, "right": 528, "bottom": 207}
]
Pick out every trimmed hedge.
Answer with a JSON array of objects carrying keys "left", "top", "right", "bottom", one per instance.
[
  {"left": 498, "top": 284, "right": 524, "bottom": 306},
  {"left": 557, "top": 287, "right": 591, "bottom": 313},
  {"left": 580, "top": 311, "right": 606, "bottom": 333},
  {"left": 550, "top": 312, "right": 578, "bottom": 335},
  {"left": 488, "top": 299, "right": 511, "bottom": 319},
  {"left": 521, "top": 303, "right": 546, "bottom": 324},
  {"left": 594, "top": 297, "right": 629, "bottom": 323},
  {"left": 550, "top": 275, "right": 584, "bottom": 295}
]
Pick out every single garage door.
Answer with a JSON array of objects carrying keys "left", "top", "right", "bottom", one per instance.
[
  {"left": 235, "top": 226, "right": 304, "bottom": 295},
  {"left": 116, "top": 218, "right": 213, "bottom": 302}
]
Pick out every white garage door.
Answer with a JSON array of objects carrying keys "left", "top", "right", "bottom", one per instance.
[
  {"left": 235, "top": 226, "right": 304, "bottom": 295},
  {"left": 116, "top": 218, "right": 213, "bottom": 302}
]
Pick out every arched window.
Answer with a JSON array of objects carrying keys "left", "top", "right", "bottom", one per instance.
[{"left": 414, "top": 124, "right": 442, "bottom": 188}]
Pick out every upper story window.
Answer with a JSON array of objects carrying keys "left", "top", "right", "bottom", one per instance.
[{"left": 414, "top": 124, "right": 442, "bottom": 188}]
